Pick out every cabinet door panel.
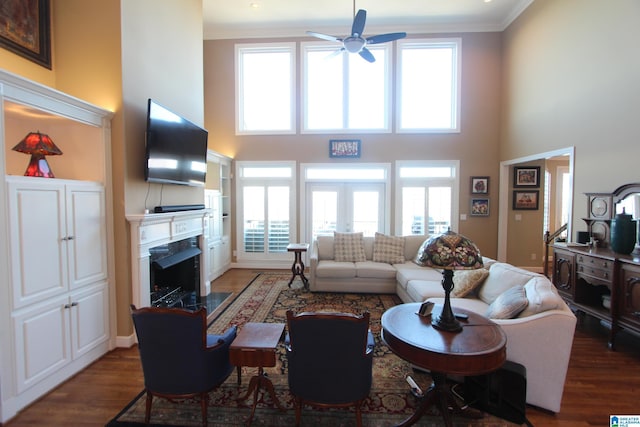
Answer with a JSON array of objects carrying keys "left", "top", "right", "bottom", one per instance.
[
  {"left": 8, "top": 181, "right": 67, "bottom": 309},
  {"left": 66, "top": 185, "right": 107, "bottom": 289},
  {"left": 13, "top": 296, "right": 70, "bottom": 393},
  {"left": 70, "top": 282, "right": 109, "bottom": 358}
]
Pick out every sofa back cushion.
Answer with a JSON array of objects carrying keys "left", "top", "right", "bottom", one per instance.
[
  {"left": 334, "top": 232, "right": 366, "bottom": 262},
  {"left": 403, "top": 235, "right": 429, "bottom": 261},
  {"left": 518, "top": 276, "right": 566, "bottom": 317},
  {"left": 316, "top": 235, "right": 335, "bottom": 260},
  {"left": 478, "top": 262, "right": 541, "bottom": 304}
]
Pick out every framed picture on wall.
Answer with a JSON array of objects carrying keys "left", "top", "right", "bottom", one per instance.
[
  {"left": 471, "top": 198, "right": 490, "bottom": 216},
  {"left": 0, "top": 0, "right": 51, "bottom": 69},
  {"left": 513, "top": 190, "right": 539, "bottom": 210},
  {"left": 513, "top": 166, "right": 540, "bottom": 188},
  {"left": 470, "top": 176, "right": 489, "bottom": 194}
]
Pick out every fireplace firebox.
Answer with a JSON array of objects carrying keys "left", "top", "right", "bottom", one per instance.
[{"left": 149, "top": 237, "right": 201, "bottom": 308}]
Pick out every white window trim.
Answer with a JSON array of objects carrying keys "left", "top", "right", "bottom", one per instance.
[
  {"left": 396, "top": 38, "right": 462, "bottom": 134},
  {"left": 235, "top": 43, "right": 296, "bottom": 136},
  {"left": 394, "top": 160, "right": 460, "bottom": 235},
  {"left": 235, "top": 161, "right": 297, "bottom": 267},
  {"left": 299, "top": 163, "right": 392, "bottom": 244},
  {"left": 300, "top": 41, "right": 392, "bottom": 134}
]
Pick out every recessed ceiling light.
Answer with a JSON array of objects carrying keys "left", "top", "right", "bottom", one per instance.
[{"left": 249, "top": 2, "right": 260, "bottom": 8}]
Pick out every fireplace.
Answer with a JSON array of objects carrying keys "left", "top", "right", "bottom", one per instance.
[
  {"left": 149, "top": 237, "right": 201, "bottom": 308},
  {"left": 127, "top": 210, "right": 211, "bottom": 309}
]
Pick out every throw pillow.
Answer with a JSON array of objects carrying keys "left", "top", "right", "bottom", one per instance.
[
  {"left": 452, "top": 268, "right": 490, "bottom": 297},
  {"left": 413, "top": 239, "right": 432, "bottom": 266},
  {"left": 485, "top": 285, "right": 529, "bottom": 319},
  {"left": 333, "top": 232, "right": 366, "bottom": 262},
  {"left": 372, "top": 233, "right": 405, "bottom": 264}
]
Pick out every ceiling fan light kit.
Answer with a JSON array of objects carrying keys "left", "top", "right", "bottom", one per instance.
[{"left": 306, "top": 7, "right": 406, "bottom": 63}]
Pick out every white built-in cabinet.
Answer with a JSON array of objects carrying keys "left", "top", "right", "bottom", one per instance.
[
  {"left": 0, "top": 70, "right": 114, "bottom": 423},
  {"left": 205, "top": 151, "right": 232, "bottom": 282}
]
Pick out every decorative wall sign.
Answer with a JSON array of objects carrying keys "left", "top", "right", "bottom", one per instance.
[
  {"left": 329, "top": 139, "right": 361, "bottom": 158},
  {"left": 0, "top": 0, "right": 51, "bottom": 69},
  {"left": 513, "top": 190, "right": 539, "bottom": 210},
  {"left": 470, "top": 198, "right": 490, "bottom": 216},
  {"left": 513, "top": 166, "right": 540, "bottom": 188},
  {"left": 470, "top": 176, "right": 489, "bottom": 194}
]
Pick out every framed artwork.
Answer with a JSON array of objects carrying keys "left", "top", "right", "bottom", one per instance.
[
  {"left": 471, "top": 198, "right": 490, "bottom": 216},
  {"left": 329, "top": 139, "right": 361, "bottom": 158},
  {"left": 513, "top": 166, "right": 540, "bottom": 188},
  {"left": 470, "top": 176, "right": 489, "bottom": 194},
  {"left": 513, "top": 190, "right": 539, "bottom": 210},
  {"left": 0, "top": 0, "right": 51, "bottom": 69}
]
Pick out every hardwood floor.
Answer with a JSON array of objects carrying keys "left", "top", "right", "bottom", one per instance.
[{"left": 4, "top": 269, "right": 639, "bottom": 426}]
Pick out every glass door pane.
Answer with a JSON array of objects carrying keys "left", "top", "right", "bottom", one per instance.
[{"left": 243, "top": 186, "right": 265, "bottom": 252}]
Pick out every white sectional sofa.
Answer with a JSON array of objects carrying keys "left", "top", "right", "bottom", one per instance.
[{"left": 309, "top": 233, "right": 577, "bottom": 413}]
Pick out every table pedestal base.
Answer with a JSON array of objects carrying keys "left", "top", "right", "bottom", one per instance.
[
  {"left": 237, "top": 367, "right": 286, "bottom": 424},
  {"left": 394, "top": 372, "right": 483, "bottom": 427}
]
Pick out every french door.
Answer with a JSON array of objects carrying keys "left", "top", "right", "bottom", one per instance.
[{"left": 307, "top": 183, "right": 385, "bottom": 241}]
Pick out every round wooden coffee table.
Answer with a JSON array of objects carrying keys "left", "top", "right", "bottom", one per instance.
[{"left": 381, "top": 302, "right": 507, "bottom": 427}]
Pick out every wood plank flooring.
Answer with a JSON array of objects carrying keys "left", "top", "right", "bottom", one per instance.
[{"left": 3, "top": 269, "right": 639, "bottom": 427}]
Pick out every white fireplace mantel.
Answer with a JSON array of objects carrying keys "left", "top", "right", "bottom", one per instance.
[{"left": 126, "top": 209, "right": 211, "bottom": 308}]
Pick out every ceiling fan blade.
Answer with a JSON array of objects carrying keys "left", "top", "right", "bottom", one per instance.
[
  {"left": 326, "top": 48, "right": 345, "bottom": 60},
  {"left": 351, "top": 9, "right": 367, "bottom": 36},
  {"left": 367, "top": 32, "right": 407, "bottom": 44},
  {"left": 306, "top": 31, "right": 342, "bottom": 43},
  {"left": 359, "top": 47, "right": 376, "bottom": 63}
]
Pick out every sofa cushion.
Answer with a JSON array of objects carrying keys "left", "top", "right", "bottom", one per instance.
[
  {"left": 315, "top": 261, "right": 356, "bottom": 278},
  {"left": 395, "top": 262, "right": 443, "bottom": 288},
  {"left": 333, "top": 232, "right": 366, "bottom": 262},
  {"left": 403, "top": 235, "right": 429, "bottom": 261},
  {"left": 372, "top": 233, "right": 405, "bottom": 264},
  {"left": 478, "top": 262, "right": 541, "bottom": 304},
  {"left": 413, "top": 239, "right": 432, "bottom": 266},
  {"left": 452, "top": 268, "right": 489, "bottom": 297},
  {"left": 485, "top": 285, "right": 529, "bottom": 319},
  {"left": 406, "top": 280, "right": 446, "bottom": 301},
  {"left": 356, "top": 261, "right": 397, "bottom": 279},
  {"left": 518, "top": 276, "right": 566, "bottom": 317},
  {"left": 316, "top": 235, "right": 335, "bottom": 260}
]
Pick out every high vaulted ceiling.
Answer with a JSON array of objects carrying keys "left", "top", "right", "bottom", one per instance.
[{"left": 203, "top": 0, "right": 534, "bottom": 40}]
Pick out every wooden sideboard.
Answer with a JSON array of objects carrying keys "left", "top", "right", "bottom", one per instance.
[{"left": 553, "top": 243, "right": 640, "bottom": 349}]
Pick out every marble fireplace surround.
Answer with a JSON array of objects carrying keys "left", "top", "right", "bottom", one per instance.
[{"left": 126, "top": 210, "right": 210, "bottom": 308}]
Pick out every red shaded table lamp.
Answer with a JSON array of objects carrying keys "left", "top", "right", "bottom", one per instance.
[{"left": 12, "top": 131, "right": 62, "bottom": 178}]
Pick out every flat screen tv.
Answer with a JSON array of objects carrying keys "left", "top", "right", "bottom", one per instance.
[{"left": 144, "top": 99, "right": 208, "bottom": 187}]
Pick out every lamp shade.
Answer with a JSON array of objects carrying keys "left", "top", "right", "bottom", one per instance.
[
  {"left": 419, "top": 229, "right": 483, "bottom": 270},
  {"left": 12, "top": 131, "right": 62, "bottom": 155},
  {"left": 12, "top": 131, "right": 63, "bottom": 178}
]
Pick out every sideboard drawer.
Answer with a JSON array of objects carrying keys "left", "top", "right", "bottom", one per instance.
[{"left": 576, "top": 254, "right": 613, "bottom": 271}]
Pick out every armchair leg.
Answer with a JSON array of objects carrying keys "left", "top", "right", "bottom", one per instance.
[
  {"left": 294, "top": 397, "right": 302, "bottom": 426},
  {"left": 355, "top": 401, "right": 363, "bottom": 427},
  {"left": 200, "top": 392, "right": 209, "bottom": 427},
  {"left": 144, "top": 391, "right": 153, "bottom": 424}
]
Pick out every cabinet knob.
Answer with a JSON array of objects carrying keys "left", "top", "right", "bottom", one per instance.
[{"left": 71, "top": 302, "right": 79, "bottom": 307}]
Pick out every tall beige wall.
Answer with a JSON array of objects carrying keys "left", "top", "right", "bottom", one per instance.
[
  {"left": 204, "top": 32, "right": 503, "bottom": 257},
  {"left": 501, "top": 0, "right": 640, "bottom": 234}
]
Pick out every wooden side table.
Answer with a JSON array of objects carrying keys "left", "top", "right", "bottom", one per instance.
[
  {"left": 381, "top": 303, "right": 506, "bottom": 427},
  {"left": 229, "top": 322, "right": 286, "bottom": 424},
  {"left": 286, "top": 243, "right": 309, "bottom": 289}
]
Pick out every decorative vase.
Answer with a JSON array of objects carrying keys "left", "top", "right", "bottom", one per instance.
[{"left": 610, "top": 208, "right": 637, "bottom": 254}]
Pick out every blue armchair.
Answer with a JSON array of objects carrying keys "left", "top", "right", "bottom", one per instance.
[
  {"left": 285, "top": 310, "right": 374, "bottom": 427},
  {"left": 130, "top": 305, "right": 237, "bottom": 426}
]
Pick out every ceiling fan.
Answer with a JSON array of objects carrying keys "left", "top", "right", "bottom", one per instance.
[{"left": 306, "top": 2, "right": 407, "bottom": 63}]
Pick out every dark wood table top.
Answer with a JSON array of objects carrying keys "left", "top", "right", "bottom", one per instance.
[
  {"left": 230, "top": 322, "right": 285, "bottom": 350},
  {"left": 381, "top": 303, "right": 506, "bottom": 376}
]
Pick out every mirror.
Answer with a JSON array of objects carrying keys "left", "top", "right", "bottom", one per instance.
[{"left": 613, "top": 183, "right": 640, "bottom": 220}]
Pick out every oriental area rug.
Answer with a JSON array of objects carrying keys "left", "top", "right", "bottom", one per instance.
[{"left": 108, "top": 272, "right": 520, "bottom": 427}]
